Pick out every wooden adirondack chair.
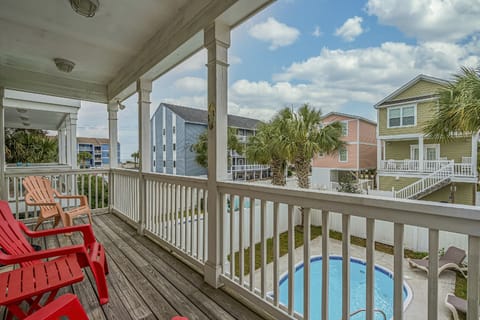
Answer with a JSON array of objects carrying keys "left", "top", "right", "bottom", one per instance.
[
  {"left": 0, "top": 200, "right": 109, "bottom": 305},
  {"left": 0, "top": 255, "right": 84, "bottom": 319},
  {"left": 24, "top": 294, "right": 89, "bottom": 320},
  {"left": 23, "top": 176, "right": 93, "bottom": 230}
]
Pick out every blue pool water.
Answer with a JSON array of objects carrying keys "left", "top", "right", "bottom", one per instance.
[{"left": 278, "top": 256, "right": 411, "bottom": 320}]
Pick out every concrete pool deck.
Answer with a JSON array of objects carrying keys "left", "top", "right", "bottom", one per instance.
[{"left": 254, "top": 236, "right": 456, "bottom": 319}]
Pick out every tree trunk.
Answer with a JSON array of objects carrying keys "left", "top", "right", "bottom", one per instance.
[
  {"left": 295, "top": 155, "right": 311, "bottom": 227},
  {"left": 271, "top": 158, "right": 286, "bottom": 186}
]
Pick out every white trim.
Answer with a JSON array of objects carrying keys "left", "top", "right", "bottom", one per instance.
[
  {"left": 378, "top": 133, "right": 422, "bottom": 140},
  {"left": 387, "top": 105, "right": 417, "bottom": 128},
  {"left": 378, "top": 96, "right": 437, "bottom": 109}
]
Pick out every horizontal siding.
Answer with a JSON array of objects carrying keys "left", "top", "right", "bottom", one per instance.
[
  {"left": 422, "top": 182, "right": 475, "bottom": 205},
  {"left": 385, "top": 140, "right": 416, "bottom": 160},
  {"left": 378, "top": 101, "right": 436, "bottom": 136},
  {"left": 379, "top": 176, "right": 419, "bottom": 191},
  {"left": 359, "top": 120, "right": 376, "bottom": 144},
  {"left": 359, "top": 144, "right": 377, "bottom": 169},
  {"left": 312, "top": 144, "right": 358, "bottom": 169},
  {"left": 394, "top": 80, "right": 444, "bottom": 100}
]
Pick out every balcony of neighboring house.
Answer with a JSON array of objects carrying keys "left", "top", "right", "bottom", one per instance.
[
  {"left": 2, "top": 2, "right": 480, "bottom": 320},
  {"left": 377, "top": 137, "right": 478, "bottom": 180}
]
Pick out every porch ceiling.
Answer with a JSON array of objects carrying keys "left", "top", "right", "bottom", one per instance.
[{"left": 0, "top": 0, "right": 274, "bottom": 103}]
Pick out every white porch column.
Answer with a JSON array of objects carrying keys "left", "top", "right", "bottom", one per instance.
[
  {"left": 108, "top": 101, "right": 119, "bottom": 168},
  {"left": 58, "top": 127, "right": 64, "bottom": 164},
  {"left": 204, "top": 21, "right": 230, "bottom": 288},
  {"left": 68, "top": 114, "right": 78, "bottom": 169},
  {"left": 472, "top": 132, "right": 478, "bottom": 178},
  {"left": 419, "top": 135, "right": 424, "bottom": 172},
  {"left": 0, "top": 89, "right": 6, "bottom": 200},
  {"left": 65, "top": 116, "right": 73, "bottom": 168},
  {"left": 376, "top": 138, "right": 382, "bottom": 189},
  {"left": 137, "top": 78, "right": 152, "bottom": 235}
]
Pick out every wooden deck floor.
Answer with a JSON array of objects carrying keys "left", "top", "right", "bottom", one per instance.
[{"left": 4, "top": 213, "right": 265, "bottom": 320}]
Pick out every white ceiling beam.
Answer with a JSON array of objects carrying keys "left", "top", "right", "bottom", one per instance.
[
  {"left": 107, "top": 0, "right": 237, "bottom": 100},
  {"left": 0, "top": 65, "right": 107, "bottom": 103}
]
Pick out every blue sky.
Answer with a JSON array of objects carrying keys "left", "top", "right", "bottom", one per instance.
[{"left": 78, "top": 0, "right": 480, "bottom": 161}]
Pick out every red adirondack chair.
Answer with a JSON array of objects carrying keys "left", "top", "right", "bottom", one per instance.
[
  {"left": 24, "top": 294, "right": 89, "bottom": 320},
  {"left": 0, "top": 254, "right": 85, "bottom": 319},
  {"left": 0, "top": 200, "right": 109, "bottom": 305}
]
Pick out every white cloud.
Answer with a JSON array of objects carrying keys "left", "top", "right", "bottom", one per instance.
[
  {"left": 366, "top": 0, "right": 480, "bottom": 42},
  {"left": 312, "top": 26, "right": 322, "bottom": 37},
  {"left": 173, "top": 76, "right": 206, "bottom": 93},
  {"left": 248, "top": 17, "right": 300, "bottom": 50},
  {"left": 226, "top": 39, "right": 480, "bottom": 120},
  {"left": 335, "top": 16, "right": 364, "bottom": 42}
]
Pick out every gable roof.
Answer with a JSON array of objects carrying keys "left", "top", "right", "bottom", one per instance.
[
  {"left": 159, "top": 103, "right": 261, "bottom": 129},
  {"left": 374, "top": 74, "right": 449, "bottom": 108},
  {"left": 321, "top": 112, "right": 376, "bottom": 126}
]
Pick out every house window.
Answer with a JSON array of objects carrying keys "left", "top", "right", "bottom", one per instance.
[
  {"left": 318, "top": 152, "right": 325, "bottom": 158},
  {"left": 340, "top": 121, "right": 348, "bottom": 136},
  {"left": 388, "top": 105, "right": 416, "bottom": 128},
  {"left": 173, "top": 143, "right": 176, "bottom": 151},
  {"left": 339, "top": 148, "right": 348, "bottom": 162}
]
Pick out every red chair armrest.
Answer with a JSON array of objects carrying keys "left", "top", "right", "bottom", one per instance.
[
  {"left": 20, "top": 222, "right": 96, "bottom": 244},
  {"left": 0, "top": 245, "right": 85, "bottom": 265}
]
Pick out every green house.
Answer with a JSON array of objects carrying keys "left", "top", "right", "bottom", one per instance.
[{"left": 375, "top": 74, "right": 478, "bottom": 205}]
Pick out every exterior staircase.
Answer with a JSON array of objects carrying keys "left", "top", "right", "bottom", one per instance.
[{"left": 394, "top": 163, "right": 454, "bottom": 200}]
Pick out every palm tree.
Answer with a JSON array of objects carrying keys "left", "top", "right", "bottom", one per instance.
[
  {"left": 424, "top": 66, "right": 480, "bottom": 141},
  {"left": 281, "top": 104, "right": 344, "bottom": 189},
  {"left": 78, "top": 151, "right": 92, "bottom": 169},
  {"left": 246, "top": 120, "right": 288, "bottom": 186},
  {"left": 191, "top": 127, "right": 243, "bottom": 168},
  {"left": 131, "top": 151, "right": 139, "bottom": 168}
]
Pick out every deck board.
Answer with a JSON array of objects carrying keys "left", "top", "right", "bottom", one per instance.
[{"left": 2, "top": 213, "right": 265, "bottom": 320}]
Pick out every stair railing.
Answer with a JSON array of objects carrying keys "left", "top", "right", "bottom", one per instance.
[{"left": 394, "top": 162, "right": 453, "bottom": 199}]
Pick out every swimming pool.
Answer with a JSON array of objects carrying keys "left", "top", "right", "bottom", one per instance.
[{"left": 277, "top": 256, "right": 412, "bottom": 320}]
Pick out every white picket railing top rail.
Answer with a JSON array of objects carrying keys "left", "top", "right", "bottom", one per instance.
[
  {"left": 142, "top": 171, "right": 208, "bottom": 188},
  {"left": 217, "top": 180, "right": 480, "bottom": 236},
  {"left": 5, "top": 167, "right": 110, "bottom": 177}
]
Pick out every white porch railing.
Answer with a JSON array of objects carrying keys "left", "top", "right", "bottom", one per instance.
[
  {"left": 5, "top": 168, "right": 480, "bottom": 319},
  {"left": 4, "top": 167, "right": 110, "bottom": 220},
  {"left": 379, "top": 159, "right": 476, "bottom": 177}
]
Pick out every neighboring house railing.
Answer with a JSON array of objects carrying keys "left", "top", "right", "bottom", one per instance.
[
  {"left": 394, "top": 164, "right": 453, "bottom": 199},
  {"left": 379, "top": 159, "right": 475, "bottom": 177},
  {"left": 229, "top": 164, "right": 270, "bottom": 172},
  {"left": 4, "top": 168, "right": 480, "bottom": 319}
]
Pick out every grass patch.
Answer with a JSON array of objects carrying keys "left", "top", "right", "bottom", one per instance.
[
  {"left": 233, "top": 225, "right": 322, "bottom": 276},
  {"left": 231, "top": 225, "right": 428, "bottom": 277}
]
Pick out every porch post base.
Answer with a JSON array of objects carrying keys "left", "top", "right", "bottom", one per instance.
[{"left": 204, "top": 261, "right": 223, "bottom": 288}]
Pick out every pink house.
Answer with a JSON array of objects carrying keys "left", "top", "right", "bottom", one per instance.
[{"left": 311, "top": 112, "right": 377, "bottom": 189}]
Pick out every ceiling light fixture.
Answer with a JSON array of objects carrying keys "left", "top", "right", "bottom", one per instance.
[
  {"left": 69, "top": 0, "right": 99, "bottom": 18},
  {"left": 54, "top": 58, "right": 75, "bottom": 73},
  {"left": 16, "top": 108, "right": 28, "bottom": 114},
  {"left": 117, "top": 101, "right": 126, "bottom": 110},
  {"left": 22, "top": 122, "right": 30, "bottom": 127},
  {"left": 20, "top": 116, "right": 29, "bottom": 121}
]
